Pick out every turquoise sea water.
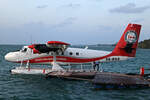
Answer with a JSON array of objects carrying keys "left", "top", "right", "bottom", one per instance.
[{"left": 0, "top": 45, "right": 150, "bottom": 100}]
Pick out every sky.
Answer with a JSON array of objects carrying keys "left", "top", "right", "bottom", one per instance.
[{"left": 0, "top": 0, "right": 150, "bottom": 45}]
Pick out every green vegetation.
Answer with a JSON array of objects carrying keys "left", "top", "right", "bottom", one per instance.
[{"left": 138, "top": 39, "right": 150, "bottom": 49}]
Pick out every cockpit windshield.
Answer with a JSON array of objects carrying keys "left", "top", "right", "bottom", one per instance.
[{"left": 21, "top": 47, "right": 27, "bottom": 52}]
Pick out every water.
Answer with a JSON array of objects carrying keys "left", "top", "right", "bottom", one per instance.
[{"left": 0, "top": 45, "right": 150, "bottom": 100}]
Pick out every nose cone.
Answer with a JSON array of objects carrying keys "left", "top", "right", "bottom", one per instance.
[{"left": 5, "top": 53, "right": 16, "bottom": 62}]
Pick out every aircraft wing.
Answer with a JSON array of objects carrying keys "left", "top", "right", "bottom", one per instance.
[{"left": 28, "top": 41, "right": 70, "bottom": 54}]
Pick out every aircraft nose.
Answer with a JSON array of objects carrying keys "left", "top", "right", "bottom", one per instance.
[{"left": 5, "top": 53, "right": 15, "bottom": 62}]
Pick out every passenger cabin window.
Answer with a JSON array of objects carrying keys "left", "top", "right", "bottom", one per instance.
[
  {"left": 61, "top": 52, "right": 64, "bottom": 55},
  {"left": 112, "top": 58, "right": 114, "bottom": 61},
  {"left": 69, "top": 52, "right": 73, "bottom": 55},
  {"left": 50, "top": 52, "right": 53, "bottom": 55},
  {"left": 76, "top": 52, "right": 79, "bottom": 56},
  {"left": 56, "top": 52, "right": 59, "bottom": 55}
]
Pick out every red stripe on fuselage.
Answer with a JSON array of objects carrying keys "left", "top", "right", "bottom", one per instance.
[
  {"left": 18, "top": 53, "right": 113, "bottom": 64},
  {"left": 17, "top": 56, "right": 53, "bottom": 63}
]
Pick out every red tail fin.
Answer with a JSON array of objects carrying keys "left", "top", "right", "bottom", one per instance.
[{"left": 112, "top": 23, "right": 141, "bottom": 57}]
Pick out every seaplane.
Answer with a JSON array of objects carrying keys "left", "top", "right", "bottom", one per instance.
[{"left": 5, "top": 23, "right": 141, "bottom": 74}]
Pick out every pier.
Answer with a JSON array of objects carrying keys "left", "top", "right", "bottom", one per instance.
[{"left": 46, "top": 70, "right": 150, "bottom": 89}]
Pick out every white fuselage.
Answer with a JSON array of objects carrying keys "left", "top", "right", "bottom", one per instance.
[{"left": 5, "top": 46, "right": 130, "bottom": 66}]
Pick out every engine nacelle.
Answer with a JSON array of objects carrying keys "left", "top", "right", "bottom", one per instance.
[
  {"left": 28, "top": 45, "right": 34, "bottom": 49},
  {"left": 33, "top": 48, "right": 40, "bottom": 54}
]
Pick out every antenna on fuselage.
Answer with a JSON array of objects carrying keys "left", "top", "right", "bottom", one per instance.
[
  {"left": 85, "top": 46, "right": 88, "bottom": 49},
  {"left": 30, "top": 34, "right": 33, "bottom": 45}
]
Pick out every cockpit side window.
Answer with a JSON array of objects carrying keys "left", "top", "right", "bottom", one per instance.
[
  {"left": 22, "top": 48, "right": 27, "bottom": 52},
  {"left": 24, "top": 48, "right": 27, "bottom": 52}
]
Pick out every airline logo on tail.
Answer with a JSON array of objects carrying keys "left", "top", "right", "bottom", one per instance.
[
  {"left": 111, "top": 23, "right": 141, "bottom": 57},
  {"left": 125, "top": 31, "right": 137, "bottom": 43}
]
